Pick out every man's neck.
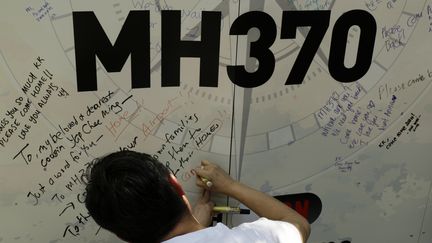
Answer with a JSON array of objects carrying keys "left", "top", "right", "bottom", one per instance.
[{"left": 161, "top": 213, "right": 205, "bottom": 242}]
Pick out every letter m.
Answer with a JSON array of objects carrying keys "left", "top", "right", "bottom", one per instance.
[{"left": 73, "top": 11, "right": 150, "bottom": 91}]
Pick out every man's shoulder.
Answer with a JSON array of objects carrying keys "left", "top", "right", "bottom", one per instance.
[
  {"left": 231, "top": 218, "right": 303, "bottom": 242},
  {"left": 162, "top": 223, "right": 231, "bottom": 243},
  {"left": 164, "top": 218, "right": 302, "bottom": 243}
]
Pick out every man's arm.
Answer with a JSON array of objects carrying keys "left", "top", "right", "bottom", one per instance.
[{"left": 195, "top": 160, "right": 311, "bottom": 242}]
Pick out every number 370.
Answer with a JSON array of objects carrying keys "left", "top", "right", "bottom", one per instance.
[{"left": 228, "top": 10, "right": 377, "bottom": 88}]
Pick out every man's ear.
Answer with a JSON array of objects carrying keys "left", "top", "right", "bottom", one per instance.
[
  {"left": 168, "top": 174, "right": 193, "bottom": 211},
  {"left": 168, "top": 174, "right": 185, "bottom": 196}
]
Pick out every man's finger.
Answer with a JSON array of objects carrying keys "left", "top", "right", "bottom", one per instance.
[
  {"left": 201, "top": 160, "right": 210, "bottom": 166},
  {"left": 195, "top": 167, "right": 210, "bottom": 178},
  {"left": 202, "top": 189, "right": 210, "bottom": 201},
  {"left": 196, "top": 177, "right": 206, "bottom": 188}
]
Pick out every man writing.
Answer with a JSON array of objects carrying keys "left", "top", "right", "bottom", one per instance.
[{"left": 85, "top": 151, "right": 310, "bottom": 242}]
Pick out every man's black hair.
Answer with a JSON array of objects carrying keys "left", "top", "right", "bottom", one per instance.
[{"left": 84, "top": 151, "right": 188, "bottom": 243}]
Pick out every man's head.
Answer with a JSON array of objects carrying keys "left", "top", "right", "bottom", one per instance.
[{"left": 84, "top": 151, "right": 188, "bottom": 243}]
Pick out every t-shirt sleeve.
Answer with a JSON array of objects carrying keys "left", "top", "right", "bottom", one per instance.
[{"left": 232, "top": 217, "right": 303, "bottom": 243}]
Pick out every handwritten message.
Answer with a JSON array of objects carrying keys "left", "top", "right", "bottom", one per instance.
[
  {"left": 1, "top": 57, "right": 68, "bottom": 149},
  {"left": 378, "top": 112, "right": 421, "bottom": 149},
  {"left": 377, "top": 70, "right": 431, "bottom": 100},
  {"left": 152, "top": 113, "right": 222, "bottom": 179},
  {"left": 319, "top": 82, "right": 396, "bottom": 150},
  {"left": 25, "top": 2, "right": 54, "bottom": 22},
  {"left": 334, "top": 156, "right": 361, "bottom": 173}
]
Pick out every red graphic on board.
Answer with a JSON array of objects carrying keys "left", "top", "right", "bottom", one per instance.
[{"left": 274, "top": 193, "right": 322, "bottom": 224}]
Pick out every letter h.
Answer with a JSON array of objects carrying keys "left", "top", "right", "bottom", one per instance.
[{"left": 161, "top": 11, "right": 221, "bottom": 87}]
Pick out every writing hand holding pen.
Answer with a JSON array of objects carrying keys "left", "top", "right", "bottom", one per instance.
[{"left": 194, "top": 160, "right": 235, "bottom": 195}]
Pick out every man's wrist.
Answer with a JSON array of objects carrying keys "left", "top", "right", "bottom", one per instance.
[{"left": 223, "top": 181, "right": 244, "bottom": 198}]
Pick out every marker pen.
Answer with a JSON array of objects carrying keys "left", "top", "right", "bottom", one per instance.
[
  {"left": 200, "top": 177, "right": 213, "bottom": 187},
  {"left": 213, "top": 206, "right": 250, "bottom": 214}
]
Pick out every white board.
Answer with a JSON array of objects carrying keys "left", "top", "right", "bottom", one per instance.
[{"left": 1, "top": 0, "right": 432, "bottom": 242}]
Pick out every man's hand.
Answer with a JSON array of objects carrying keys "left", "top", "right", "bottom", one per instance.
[
  {"left": 192, "top": 189, "right": 214, "bottom": 227},
  {"left": 195, "top": 160, "right": 236, "bottom": 195}
]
